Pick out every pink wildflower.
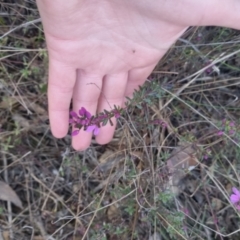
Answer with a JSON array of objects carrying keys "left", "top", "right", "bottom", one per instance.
[
  {"left": 86, "top": 125, "right": 100, "bottom": 136},
  {"left": 71, "top": 129, "right": 79, "bottom": 136},
  {"left": 217, "top": 131, "right": 224, "bottom": 136},
  {"left": 230, "top": 187, "right": 240, "bottom": 210},
  {"left": 204, "top": 154, "right": 208, "bottom": 160},
  {"left": 69, "top": 111, "right": 79, "bottom": 124},
  {"left": 79, "top": 107, "right": 91, "bottom": 119},
  {"left": 69, "top": 107, "right": 120, "bottom": 137}
]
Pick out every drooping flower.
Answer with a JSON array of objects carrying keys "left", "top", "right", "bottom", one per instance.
[
  {"left": 71, "top": 129, "right": 79, "bottom": 136},
  {"left": 69, "top": 106, "right": 120, "bottom": 137},
  {"left": 112, "top": 109, "right": 121, "bottom": 119},
  {"left": 79, "top": 107, "right": 91, "bottom": 119},
  {"left": 86, "top": 125, "right": 100, "bottom": 136},
  {"left": 230, "top": 187, "right": 240, "bottom": 210},
  {"left": 69, "top": 111, "right": 79, "bottom": 124},
  {"left": 79, "top": 107, "right": 91, "bottom": 125},
  {"left": 70, "top": 111, "right": 78, "bottom": 119},
  {"left": 204, "top": 148, "right": 212, "bottom": 160}
]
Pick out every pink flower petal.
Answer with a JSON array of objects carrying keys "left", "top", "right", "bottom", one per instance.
[
  {"left": 86, "top": 125, "right": 99, "bottom": 135},
  {"left": 232, "top": 187, "right": 240, "bottom": 197},
  {"left": 86, "top": 125, "right": 96, "bottom": 132},
  {"left": 70, "top": 111, "right": 78, "bottom": 119},
  {"left": 85, "top": 111, "right": 92, "bottom": 119},
  {"left": 230, "top": 194, "right": 240, "bottom": 204},
  {"left": 217, "top": 131, "right": 224, "bottom": 136},
  {"left": 93, "top": 127, "right": 100, "bottom": 136},
  {"left": 204, "top": 155, "right": 208, "bottom": 160},
  {"left": 79, "top": 107, "right": 86, "bottom": 116},
  {"left": 71, "top": 130, "right": 79, "bottom": 136},
  {"left": 79, "top": 107, "right": 92, "bottom": 119}
]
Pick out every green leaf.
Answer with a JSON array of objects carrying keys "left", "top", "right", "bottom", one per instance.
[
  {"left": 104, "top": 109, "right": 110, "bottom": 114},
  {"left": 102, "top": 118, "right": 108, "bottom": 126},
  {"left": 109, "top": 118, "right": 113, "bottom": 126},
  {"left": 39, "top": 83, "right": 48, "bottom": 93}
]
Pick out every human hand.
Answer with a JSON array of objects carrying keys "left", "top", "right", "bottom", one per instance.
[{"left": 36, "top": 0, "right": 240, "bottom": 150}]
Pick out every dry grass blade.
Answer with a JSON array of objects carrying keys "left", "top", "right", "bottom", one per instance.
[
  {"left": 0, "top": 181, "right": 22, "bottom": 209},
  {"left": 149, "top": 232, "right": 161, "bottom": 240}
]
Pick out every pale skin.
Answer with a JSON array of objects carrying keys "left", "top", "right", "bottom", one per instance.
[{"left": 36, "top": 0, "right": 240, "bottom": 150}]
